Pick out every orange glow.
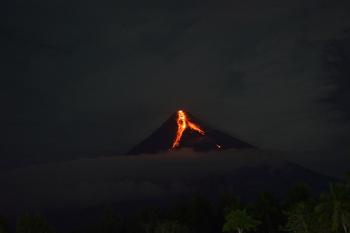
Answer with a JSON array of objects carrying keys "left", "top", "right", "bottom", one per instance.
[{"left": 171, "top": 110, "right": 206, "bottom": 149}]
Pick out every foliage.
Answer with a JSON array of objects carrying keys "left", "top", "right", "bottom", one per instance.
[
  {"left": 283, "top": 202, "right": 316, "bottom": 233},
  {"left": 16, "top": 212, "right": 55, "bottom": 233},
  {"left": 3, "top": 174, "right": 350, "bottom": 233},
  {"left": 315, "top": 183, "right": 350, "bottom": 233},
  {"left": 0, "top": 216, "right": 9, "bottom": 233},
  {"left": 223, "top": 209, "right": 260, "bottom": 233},
  {"left": 345, "top": 171, "right": 350, "bottom": 188},
  {"left": 220, "top": 191, "right": 242, "bottom": 215},
  {"left": 285, "top": 183, "right": 313, "bottom": 208},
  {"left": 154, "top": 220, "right": 191, "bottom": 233},
  {"left": 135, "top": 207, "right": 161, "bottom": 233},
  {"left": 88, "top": 209, "right": 123, "bottom": 233},
  {"left": 250, "top": 192, "right": 283, "bottom": 233}
]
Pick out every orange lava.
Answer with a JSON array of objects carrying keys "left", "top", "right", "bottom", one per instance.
[{"left": 171, "top": 110, "right": 206, "bottom": 149}]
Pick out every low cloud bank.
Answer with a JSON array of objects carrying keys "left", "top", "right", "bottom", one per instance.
[
  {"left": 0, "top": 149, "right": 287, "bottom": 212},
  {"left": 2, "top": 149, "right": 339, "bottom": 215}
]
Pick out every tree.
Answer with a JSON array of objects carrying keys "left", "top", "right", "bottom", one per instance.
[
  {"left": 219, "top": 191, "right": 242, "bottom": 215},
  {"left": 316, "top": 183, "right": 350, "bottom": 233},
  {"left": 184, "top": 194, "right": 213, "bottom": 233},
  {"left": 0, "top": 216, "right": 9, "bottom": 233},
  {"left": 285, "top": 183, "right": 313, "bottom": 208},
  {"left": 88, "top": 208, "right": 123, "bottom": 233},
  {"left": 345, "top": 171, "right": 350, "bottom": 188},
  {"left": 284, "top": 202, "right": 317, "bottom": 233},
  {"left": 154, "top": 220, "right": 190, "bottom": 233},
  {"left": 250, "top": 192, "right": 283, "bottom": 233},
  {"left": 223, "top": 209, "right": 260, "bottom": 233},
  {"left": 16, "top": 212, "right": 55, "bottom": 233},
  {"left": 133, "top": 207, "right": 160, "bottom": 233}
]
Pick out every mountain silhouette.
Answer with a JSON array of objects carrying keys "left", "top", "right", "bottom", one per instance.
[{"left": 128, "top": 110, "right": 255, "bottom": 155}]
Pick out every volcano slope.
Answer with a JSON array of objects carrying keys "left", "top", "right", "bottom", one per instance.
[{"left": 128, "top": 110, "right": 255, "bottom": 155}]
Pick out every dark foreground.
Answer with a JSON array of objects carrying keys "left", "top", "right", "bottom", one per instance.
[{"left": 1, "top": 174, "right": 350, "bottom": 233}]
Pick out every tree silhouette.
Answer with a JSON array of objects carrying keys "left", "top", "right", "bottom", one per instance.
[
  {"left": 223, "top": 209, "right": 260, "bottom": 233},
  {"left": 250, "top": 192, "right": 282, "bottom": 233},
  {"left": 219, "top": 191, "right": 242, "bottom": 215},
  {"left": 184, "top": 194, "right": 213, "bottom": 233},
  {"left": 88, "top": 208, "right": 123, "bottom": 233},
  {"left": 16, "top": 212, "right": 55, "bottom": 233},
  {"left": 135, "top": 207, "right": 160, "bottom": 233},
  {"left": 154, "top": 220, "right": 190, "bottom": 233},
  {"left": 0, "top": 216, "right": 9, "bottom": 233},
  {"left": 285, "top": 183, "right": 313, "bottom": 208},
  {"left": 316, "top": 183, "right": 350, "bottom": 233},
  {"left": 345, "top": 171, "right": 350, "bottom": 188},
  {"left": 284, "top": 202, "right": 316, "bottom": 233}
]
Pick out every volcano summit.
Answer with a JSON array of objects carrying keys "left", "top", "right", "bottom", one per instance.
[{"left": 128, "top": 110, "right": 255, "bottom": 155}]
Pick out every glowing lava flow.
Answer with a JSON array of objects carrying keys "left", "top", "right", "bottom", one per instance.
[{"left": 171, "top": 110, "right": 206, "bottom": 149}]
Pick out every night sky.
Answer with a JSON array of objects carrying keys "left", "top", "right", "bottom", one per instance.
[{"left": 1, "top": 0, "right": 350, "bottom": 175}]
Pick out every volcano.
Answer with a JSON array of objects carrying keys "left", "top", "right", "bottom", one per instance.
[{"left": 128, "top": 110, "right": 255, "bottom": 155}]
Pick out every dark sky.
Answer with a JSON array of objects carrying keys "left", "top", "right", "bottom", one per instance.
[{"left": 1, "top": 0, "right": 350, "bottom": 170}]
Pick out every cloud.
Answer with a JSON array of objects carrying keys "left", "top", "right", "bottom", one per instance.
[{"left": 0, "top": 149, "right": 282, "bottom": 212}]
